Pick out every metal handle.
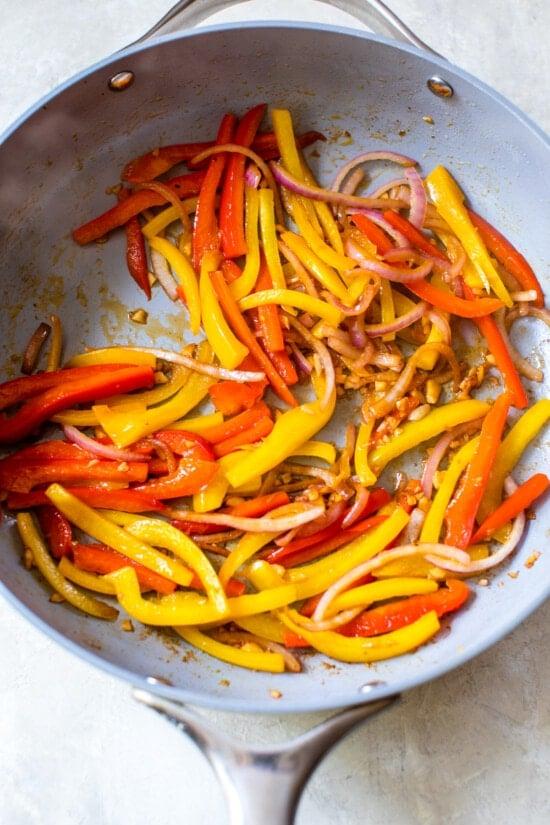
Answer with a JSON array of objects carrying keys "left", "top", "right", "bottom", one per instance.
[
  {"left": 132, "top": 0, "right": 439, "bottom": 55},
  {"left": 134, "top": 688, "right": 399, "bottom": 825}
]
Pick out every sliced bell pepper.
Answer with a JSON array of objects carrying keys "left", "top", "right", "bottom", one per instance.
[
  {"left": 0, "top": 440, "right": 91, "bottom": 464},
  {"left": 405, "top": 279, "right": 504, "bottom": 318},
  {"left": 0, "top": 366, "right": 154, "bottom": 444},
  {"left": 152, "top": 429, "right": 215, "bottom": 461},
  {"left": 369, "top": 399, "right": 489, "bottom": 475},
  {"left": 382, "top": 210, "right": 448, "bottom": 260},
  {"left": 351, "top": 213, "right": 394, "bottom": 255},
  {"left": 37, "top": 505, "right": 73, "bottom": 559},
  {"left": 424, "top": 166, "right": 512, "bottom": 305},
  {"left": 300, "top": 156, "right": 346, "bottom": 255},
  {"left": 340, "top": 579, "right": 469, "bottom": 637},
  {"left": 0, "top": 458, "right": 148, "bottom": 494},
  {"left": 73, "top": 542, "right": 177, "bottom": 595},
  {"left": 7, "top": 487, "right": 165, "bottom": 512},
  {"left": 302, "top": 577, "right": 438, "bottom": 618},
  {"left": 134, "top": 457, "right": 217, "bottom": 500},
  {"left": 201, "top": 402, "right": 270, "bottom": 444},
  {"left": 117, "top": 188, "right": 151, "bottom": 299},
  {"left": 478, "top": 398, "right": 550, "bottom": 522},
  {"left": 214, "top": 415, "right": 273, "bottom": 458},
  {"left": 58, "top": 556, "right": 118, "bottom": 595},
  {"left": 210, "top": 269, "right": 297, "bottom": 406},
  {"left": 472, "top": 472, "right": 549, "bottom": 543},
  {"left": 170, "top": 412, "right": 223, "bottom": 434},
  {"left": 174, "top": 626, "right": 285, "bottom": 673},
  {"left": 462, "top": 283, "right": 528, "bottom": 409},
  {"left": 355, "top": 421, "right": 377, "bottom": 486},
  {"left": 254, "top": 255, "right": 285, "bottom": 352},
  {"left": 229, "top": 187, "right": 262, "bottom": 300},
  {"left": 280, "top": 231, "right": 350, "bottom": 303},
  {"left": 16, "top": 513, "right": 118, "bottom": 620},
  {"left": 228, "top": 492, "right": 290, "bottom": 518},
  {"left": 269, "top": 351, "right": 298, "bottom": 386},
  {"left": 445, "top": 393, "right": 511, "bottom": 548},
  {"left": 148, "top": 236, "right": 201, "bottom": 334},
  {"left": 239, "top": 288, "right": 342, "bottom": 326},
  {"left": 208, "top": 368, "right": 267, "bottom": 415},
  {"left": 259, "top": 188, "right": 287, "bottom": 290},
  {"left": 73, "top": 172, "right": 206, "bottom": 244},
  {"left": 200, "top": 253, "right": 249, "bottom": 369},
  {"left": 67, "top": 349, "right": 157, "bottom": 368},
  {"left": 220, "top": 103, "right": 266, "bottom": 258},
  {"left": 467, "top": 210, "right": 544, "bottom": 306},
  {"left": 288, "top": 193, "right": 353, "bottom": 273},
  {"left": 192, "top": 113, "right": 236, "bottom": 270}
]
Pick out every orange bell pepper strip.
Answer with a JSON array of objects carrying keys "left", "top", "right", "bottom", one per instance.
[
  {"left": 228, "top": 491, "right": 290, "bottom": 518},
  {"left": 192, "top": 113, "right": 236, "bottom": 270},
  {"left": 467, "top": 210, "right": 544, "bottom": 307},
  {"left": 72, "top": 172, "right": 206, "bottom": 244},
  {"left": 221, "top": 259, "right": 243, "bottom": 283},
  {"left": 254, "top": 256, "right": 285, "bottom": 352},
  {"left": 134, "top": 458, "right": 217, "bottom": 500},
  {"left": 269, "top": 351, "right": 298, "bottom": 386},
  {"left": 471, "top": 472, "right": 550, "bottom": 543},
  {"left": 7, "top": 487, "right": 165, "bottom": 512},
  {"left": 209, "top": 270, "right": 297, "bottom": 406},
  {"left": 0, "top": 366, "right": 154, "bottom": 444},
  {"left": 463, "top": 283, "right": 528, "bottom": 409},
  {"left": 208, "top": 353, "right": 268, "bottom": 416},
  {"left": 200, "top": 401, "right": 270, "bottom": 443},
  {"left": 220, "top": 103, "right": 266, "bottom": 258},
  {"left": 117, "top": 188, "right": 151, "bottom": 299},
  {"left": 0, "top": 441, "right": 92, "bottom": 464},
  {"left": 214, "top": 415, "right": 273, "bottom": 458},
  {"left": 0, "top": 459, "right": 148, "bottom": 494},
  {"left": 351, "top": 213, "right": 393, "bottom": 255},
  {"left": 383, "top": 210, "right": 448, "bottom": 260},
  {"left": 405, "top": 280, "right": 504, "bottom": 318},
  {"left": 73, "top": 543, "right": 176, "bottom": 595},
  {"left": 340, "top": 579, "right": 469, "bottom": 637},
  {"left": 37, "top": 505, "right": 73, "bottom": 559},
  {"left": 445, "top": 392, "right": 511, "bottom": 548},
  {"left": 152, "top": 430, "right": 215, "bottom": 461}
]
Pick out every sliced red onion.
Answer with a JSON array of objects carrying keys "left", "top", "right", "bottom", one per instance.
[
  {"left": 271, "top": 162, "right": 406, "bottom": 211},
  {"left": 332, "top": 151, "right": 416, "bottom": 193},
  {"left": 288, "top": 316, "right": 335, "bottom": 409},
  {"left": 421, "top": 430, "right": 455, "bottom": 498},
  {"left": 150, "top": 247, "right": 178, "bottom": 301},
  {"left": 403, "top": 507, "right": 425, "bottom": 543},
  {"left": 274, "top": 526, "right": 301, "bottom": 548},
  {"left": 346, "top": 240, "right": 433, "bottom": 283},
  {"left": 341, "top": 484, "right": 370, "bottom": 528},
  {"left": 495, "top": 313, "right": 544, "bottom": 382},
  {"left": 121, "top": 347, "right": 265, "bottom": 383},
  {"left": 351, "top": 340, "right": 375, "bottom": 369},
  {"left": 371, "top": 350, "right": 403, "bottom": 371},
  {"left": 365, "top": 301, "right": 427, "bottom": 337},
  {"left": 290, "top": 500, "right": 346, "bottom": 540},
  {"left": 167, "top": 503, "right": 325, "bottom": 533},
  {"left": 327, "top": 336, "right": 362, "bottom": 360},
  {"left": 341, "top": 167, "right": 365, "bottom": 195},
  {"left": 369, "top": 177, "right": 408, "bottom": 199},
  {"left": 63, "top": 425, "right": 144, "bottom": 462},
  {"left": 348, "top": 209, "right": 409, "bottom": 248},
  {"left": 244, "top": 163, "right": 262, "bottom": 189},
  {"left": 427, "top": 310, "right": 451, "bottom": 344},
  {"left": 295, "top": 606, "right": 364, "bottom": 632},
  {"left": 289, "top": 342, "right": 312, "bottom": 375},
  {"left": 347, "top": 315, "right": 367, "bottom": 348},
  {"left": 507, "top": 305, "right": 550, "bottom": 328},
  {"left": 324, "top": 283, "right": 379, "bottom": 316},
  {"left": 404, "top": 167, "right": 427, "bottom": 228}
]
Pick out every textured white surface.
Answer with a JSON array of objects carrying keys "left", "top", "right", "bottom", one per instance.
[{"left": 1, "top": 2, "right": 549, "bottom": 824}]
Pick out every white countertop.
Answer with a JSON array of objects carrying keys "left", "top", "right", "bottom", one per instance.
[{"left": 1, "top": 2, "right": 549, "bottom": 824}]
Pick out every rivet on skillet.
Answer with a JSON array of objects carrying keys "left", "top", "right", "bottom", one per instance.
[
  {"left": 359, "top": 680, "right": 386, "bottom": 694},
  {"left": 146, "top": 675, "right": 174, "bottom": 687},
  {"left": 108, "top": 70, "right": 135, "bottom": 91},
  {"left": 427, "top": 75, "right": 454, "bottom": 98}
]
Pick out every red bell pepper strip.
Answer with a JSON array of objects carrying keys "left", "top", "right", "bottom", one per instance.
[
  {"left": 117, "top": 188, "right": 151, "bottom": 299},
  {"left": 210, "top": 270, "right": 297, "bottom": 406},
  {"left": 192, "top": 113, "right": 236, "bottom": 270},
  {"left": 221, "top": 259, "right": 243, "bottom": 284},
  {"left": 8, "top": 487, "right": 164, "bottom": 512},
  {"left": 471, "top": 472, "right": 550, "bottom": 543},
  {"left": 282, "top": 631, "right": 309, "bottom": 649},
  {"left": 224, "top": 578, "right": 246, "bottom": 597},
  {"left": 228, "top": 491, "right": 290, "bottom": 518},
  {"left": 254, "top": 256, "right": 285, "bottom": 352},
  {"left": 201, "top": 401, "right": 271, "bottom": 443},
  {"left": 73, "top": 543, "right": 176, "bottom": 595},
  {"left": 72, "top": 172, "right": 206, "bottom": 245},
  {"left": 123, "top": 131, "right": 325, "bottom": 182},
  {"left": 351, "top": 213, "right": 394, "bottom": 255},
  {"left": 383, "top": 210, "right": 448, "bottom": 260},
  {"left": 340, "top": 579, "right": 469, "bottom": 637},
  {"left": 299, "top": 573, "right": 377, "bottom": 619},
  {"left": 445, "top": 392, "right": 511, "bottom": 548},
  {"left": 0, "top": 441, "right": 93, "bottom": 465},
  {"left": 0, "top": 459, "right": 149, "bottom": 494},
  {"left": 467, "top": 210, "right": 544, "bottom": 307},
  {"left": 463, "top": 283, "right": 528, "bottom": 409},
  {"left": 269, "top": 351, "right": 298, "bottom": 386},
  {"left": 220, "top": 103, "right": 266, "bottom": 258},
  {"left": 134, "top": 458, "right": 217, "bottom": 500},
  {"left": 170, "top": 519, "right": 222, "bottom": 535},
  {"left": 37, "top": 505, "right": 73, "bottom": 559},
  {"left": 0, "top": 364, "right": 140, "bottom": 412},
  {"left": 152, "top": 430, "right": 215, "bottom": 462},
  {"left": 214, "top": 416, "right": 274, "bottom": 458},
  {"left": 405, "top": 280, "right": 504, "bottom": 318},
  {"left": 208, "top": 355, "right": 268, "bottom": 415},
  {"left": 356, "top": 487, "right": 392, "bottom": 519},
  {"left": 0, "top": 366, "right": 154, "bottom": 445}
]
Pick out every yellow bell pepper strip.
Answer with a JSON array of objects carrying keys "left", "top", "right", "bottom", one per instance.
[
  {"left": 45, "top": 485, "right": 193, "bottom": 587},
  {"left": 58, "top": 556, "right": 116, "bottom": 595},
  {"left": 289, "top": 194, "right": 354, "bottom": 272},
  {"left": 94, "top": 343, "right": 215, "bottom": 447},
  {"left": 123, "top": 518, "right": 227, "bottom": 615},
  {"left": 379, "top": 279, "right": 396, "bottom": 342},
  {"left": 425, "top": 166, "right": 512, "bottom": 306},
  {"left": 413, "top": 271, "right": 449, "bottom": 369},
  {"left": 219, "top": 530, "right": 279, "bottom": 586},
  {"left": 16, "top": 512, "right": 118, "bottom": 620},
  {"left": 224, "top": 385, "right": 336, "bottom": 489},
  {"left": 325, "top": 577, "right": 438, "bottom": 615},
  {"left": 148, "top": 236, "right": 201, "bottom": 334},
  {"left": 109, "top": 364, "right": 190, "bottom": 409},
  {"left": 300, "top": 156, "right": 345, "bottom": 254},
  {"left": 374, "top": 545, "right": 489, "bottom": 579},
  {"left": 218, "top": 449, "right": 262, "bottom": 494},
  {"left": 229, "top": 187, "right": 261, "bottom": 300},
  {"left": 291, "top": 440, "right": 336, "bottom": 464},
  {"left": 193, "top": 464, "right": 228, "bottom": 513},
  {"left": 238, "top": 288, "right": 343, "bottom": 327},
  {"left": 171, "top": 412, "right": 223, "bottom": 433},
  {"left": 286, "top": 506, "right": 409, "bottom": 600},
  {"left": 354, "top": 421, "right": 377, "bottom": 486},
  {"left": 200, "top": 253, "right": 249, "bottom": 369},
  {"left": 225, "top": 584, "right": 298, "bottom": 619},
  {"left": 279, "top": 608, "right": 439, "bottom": 663},
  {"left": 477, "top": 398, "right": 550, "bottom": 522},
  {"left": 141, "top": 198, "right": 198, "bottom": 238},
  {"left": 174, "top": 627, "right": 285, "bottom": 673},
  {"left": 51, "top": 409, "right": 101, "bottom": 427},
  {"left": 369, "top": 399, "right": 490, "bottom": 476},
  {"left": 235, "top": 613, "right": 287, "bottom": 644},
  {"left": 246, "top": 559, "right": 286, "bottom": 590},
  {"left": 280, "top": 231, "right": 350, "bottom": 303},
  {"left": 259, "top": 188, "right": 286, "bottom": 290},
  {"left": 68, "top": 348, "right": 157, "bottom": 368},
  {"left": 420, "top": 437, "right": 480, "bottom": 543}
]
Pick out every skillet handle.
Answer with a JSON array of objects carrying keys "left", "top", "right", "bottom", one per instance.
[
  {"left": 134, "top": 688, "right": 398, "bottom": 825},
  {"left": 132, "top": 0, "right": 439, "bottom": 55}
]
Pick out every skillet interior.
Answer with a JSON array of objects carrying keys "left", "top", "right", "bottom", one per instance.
[{"left": 0, "top": 23, "right": 548, "bottom": 713}]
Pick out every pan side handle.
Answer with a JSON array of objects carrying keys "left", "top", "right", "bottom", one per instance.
[
  {"left": 131, "top": 0, "right": 440, "bottom": 56},
  {"left": 133, "top": 688, "right": 398, "bottom": 825}
]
